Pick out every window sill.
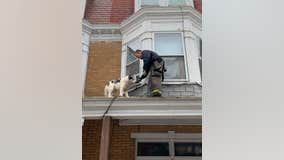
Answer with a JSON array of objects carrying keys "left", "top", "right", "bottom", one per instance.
[{"left": 162, "top": 81, "right": 201, "bottom": 86}]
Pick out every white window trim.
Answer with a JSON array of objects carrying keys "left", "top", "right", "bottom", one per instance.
[
  {"left": 153, "top": 32, "right": 189, "bottom": 83},
  {"left": 135, "top": 0, "right": 194, "bottom": 11},
  {"left": 132, "top": 132, "right": 202, "bottom": 160},
  {"left": 125, "top": 37, "right": 142, "bottom": 77}
]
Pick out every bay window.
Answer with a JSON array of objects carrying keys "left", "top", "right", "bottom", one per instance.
[{"left": 154, "top": 33, "right": 187, "bottom": 81}]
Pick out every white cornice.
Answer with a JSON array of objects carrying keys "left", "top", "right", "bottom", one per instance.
[
  {"left": 83, "top": 6, "right": 202, "bottom": 41},
  {"left": 119, "top": 118, "right": 201, "bottom": 125},
  {"left": 82, "top": 19, "right": 92, "bottom": 34},
  {"left": 90, "top": 34, "right": 122, "bottom": 42},
  {"left": 120, "top": 6, "right": 202, "bottom": 33},
  {"left": 82, "top": 96, "right": 201, "bottom": 119},
  {"left": 82, "top": 19, "right": 122, "bottom": 41},
  {"left": 82, "top": 19, "right": 121, "bottom": 31},
  {"left": 131, "top": 132, "right": 201, "bottom": 140}
]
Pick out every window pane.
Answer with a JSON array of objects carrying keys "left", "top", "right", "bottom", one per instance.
[
  {"left": 199, "top": 58, "right": 202, "bottom": 79},
  {"left": 199, "top": 38, "right": 202, "bottom": 58},
  {"left": 142, "top": 0, "right": 159, "bottom": 5},
  {"left": 127, "top": 47, "right": 137, "bottom": 64},
  {"left": 126, "top": 60, "right": 140, "bottom": 75},
  {"left": 163, "top": 56, "right": 186, "bottom": 79},
  {"left": 174, "top": 142, "right": 202, "bottom": 156},
  {"left": 169, "top": 0, "right": 186, "bottom": 5},
  {"left": 137, "top": 142, "right": 169, "bottom": 156},
  {"left": 155, "top": 33, "right": 183, "bottom": 55}
]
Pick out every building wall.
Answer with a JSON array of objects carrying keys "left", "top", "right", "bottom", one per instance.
[
  {"left": 85, "top": 42, "right": 122, "bottom": 96},
  {"left": 84, "top": 0, "right": 134, "bottom": 24},
  {"left": 129, "top": 84, "right": 202, "bottom": 97},
  {"left": 82, "top": 120, "right": 102, "bottom": 160},
  {"left": 194, "top": 0, "right": 202, "bottom": 13},
  {"left": 82, "top": 119, "right": 202, "bottom": 160}
]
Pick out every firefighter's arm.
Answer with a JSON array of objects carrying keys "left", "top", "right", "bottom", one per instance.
[{"left": 135, "top": 58, "right": 151, "bottom": 83}]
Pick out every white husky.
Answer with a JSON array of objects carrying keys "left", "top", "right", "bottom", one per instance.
[{"left": 104, "top": 75, "right": 135, "bottom": 98}]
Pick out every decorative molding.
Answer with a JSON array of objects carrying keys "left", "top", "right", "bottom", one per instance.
[
  {"left": 119, "top": 118, "right": 201, "bottom": 126},
  {"left": 82, "top": 97, "right": 201, "bottom": 119},
  {"left": 121, "top": 6, "right": 201, "bottom": 33},
  {"left": 82, "top": 20, "right": 122, "bottom": 42},
  {"left": 90, "top": 34, "right": 122, "bottom": 42},
  {"left": 131, "top": 132, "right": 201, "bottom": 141},
  {"left": 82, "top": 19, "right": 93, "bottom": 34}
]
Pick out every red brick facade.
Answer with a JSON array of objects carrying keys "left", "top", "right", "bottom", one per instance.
[
  {"left": 194, "top": 0, "right": 202, "bottom": 13},
  {"left": 84, "top": 0, "right": 134, "bottom": 24},
  {"left": 84, "top": 0, "right": 201, "bottom": 24},
  {"left": 83, "top": 120, "right": 202, "bottom": 160}
]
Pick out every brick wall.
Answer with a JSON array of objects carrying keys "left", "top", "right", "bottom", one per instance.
[
  {"left": 84, "top": 0, "right": 134, "bottom": 24},
  {"left": 82, "top": 120, "right": 102, "bottom": 160},
  {"left": 82, "top": 119, "right": 202, "bottom": 160},
  {"left": 84, "top": 0, "right": 200, "bottom": 24},
  {"left": 194, "top": 0, "right": 202, "bottom": 13},
  {"left": 85, "top": 41, "right": 122, "bottom": 96},
  {"left": 110, "top": 0, "right": 134, "bottom": 23}
]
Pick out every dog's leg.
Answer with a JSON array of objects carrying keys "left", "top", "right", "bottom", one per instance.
[
  {"left": 119, "top": 87, "right": 124, "bottom": 97},
  {"left": 108, "top": 87, "right": 114, "bottom": 98},
  {"left": 125, "top": 91, "right": 129, "bottom": 98},
  {"left": 104, "top": 86, "right": 108, "bottom": 97}
]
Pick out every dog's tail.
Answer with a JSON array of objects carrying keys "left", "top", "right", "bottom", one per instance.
[{"left": 104, "top": 85, "right": 108, "bottom": 97}]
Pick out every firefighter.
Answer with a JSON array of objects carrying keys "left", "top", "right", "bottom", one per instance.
[{"left": 134, "top": 49, "right": 166, "bottom": 97}]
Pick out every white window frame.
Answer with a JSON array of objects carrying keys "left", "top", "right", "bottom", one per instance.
[
  {"left": 196, "top": 37, "right": 202, "bottom": 80},
  {"left": 153, "top": 32, "right": 189, "bottom": 83},
  {"left": 135, "top": 0, "right": 194, "bottom": 11},
  {"left": 132, "top": 132, "right": 202, "bottom": 160},
  {"left": 125, "top": 37, "right": 141, "bottom": 76}
]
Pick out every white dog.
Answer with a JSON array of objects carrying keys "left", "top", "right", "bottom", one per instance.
[{"left": 104, "top": 75, "right": 135, "bottom": 98}]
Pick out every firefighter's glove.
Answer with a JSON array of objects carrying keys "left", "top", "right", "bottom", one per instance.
[{"left": 135, "top": 76, "right": 142, "bottom": 83}]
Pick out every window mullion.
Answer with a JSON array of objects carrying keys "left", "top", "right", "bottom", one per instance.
[{"left": 169, "top": 138, "right": 175, "bottom": 159}]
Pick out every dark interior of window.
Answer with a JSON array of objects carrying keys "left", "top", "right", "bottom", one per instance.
[
  {"left": 137, "top": 142, "right": 169, "bottom": 156},
  {"left": 174, "top": 142, "right": 202, "bottom": 156}
]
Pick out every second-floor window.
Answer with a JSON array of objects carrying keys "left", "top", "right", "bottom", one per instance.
[
  {"left": 141, "top": 0, "right": 159, "bottom": 6},
  {"left": 126, "top": 38, "right": 141, "bottom": 76},
  {"left": 139, "top": 0, "right": 189, "bottom": 8},
  {"left": 126, "top": 47, "right": 140, "bottom": 75},
  {"left": 154, "top": 33, "right": 187, "bottom": 81},
  {"left": 169, "top": 0, "right": 186, "bottom": 6},
  {"left": 196, "top": 36, "right": 202, "bottom": 79}
]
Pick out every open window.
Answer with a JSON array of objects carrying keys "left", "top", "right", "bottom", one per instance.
[{"left": 126, "top": 38, "right": 141, "bottom": 76}]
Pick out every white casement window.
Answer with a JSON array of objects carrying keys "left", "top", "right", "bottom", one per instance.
[
  {"left": 82, "top": 32, "right": 90, "bottom": 97},
  {"left": 132, "top": 132, "right": 202, "bottom": 160},
  {"left": 141, "top": 0, "right": 159, "bottom": 6},
  {"left": 82, "top": 0, "right": 86, "bottom": 18},
  {"left": 126, "top": 38, "right": 141, "bottom": 76},
  {"left": 154, "top": 33, "right": 188, "bottom": 82},
  {"left": 195, "top": 36, "right": 202, "bottom": 80},
  {"left": 168, "top": 0, "right": 186, "bottom": 6},
  {"left": 136, "top": 0, "right": 193, "bottom": 11}
]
